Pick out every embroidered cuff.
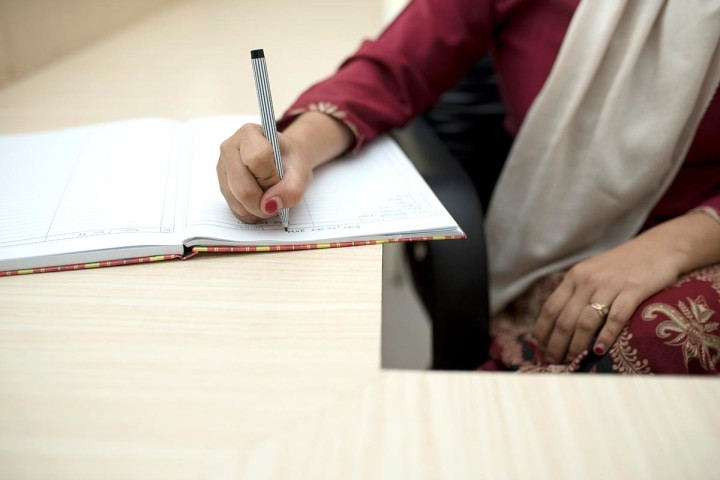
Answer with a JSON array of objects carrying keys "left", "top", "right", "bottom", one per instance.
[
  {"left": 284, "top": 102, "right": 364, "bottom": 154},
  {"left": 688, "top": 206, "right": 720, "bottom": 225}
]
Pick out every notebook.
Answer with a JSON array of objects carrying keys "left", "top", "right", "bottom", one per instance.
[{"left": 0, "top": 115, "right": 464, "bottom": 276}]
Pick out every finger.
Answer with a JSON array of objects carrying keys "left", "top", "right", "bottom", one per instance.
[
  {"left": 543, "top": 293, "right": 590, "bottom": 364},
  {"left": 220, "top": 144, "right": 266, "bottom": 218},
  {"left": 531, "top": 278, "right": 574, "bottom": 350},
  {"left": 593, "top": 291, "right": 642, "bottom": 356},
  {"left": 237, "top": 124, "right": 282, "bottom": 190},
  {"left": 257, "top": 131, "right": 313, "bottom": 214},
  {"left": 261, "top": 161, "right": 311, "bottom": 214},
  {"left": 219, "top": 124, "right": 274, "bottom": 218},
  {"left": 216, "top": 160, "right": 259, "bottom": 223},
  {"left": 565, "top": 294, "right": 617, "bottom": 362}
]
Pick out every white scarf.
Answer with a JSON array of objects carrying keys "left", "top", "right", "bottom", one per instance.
[{"left": 485, "top": 0, "right": 720, "bottom": 315}]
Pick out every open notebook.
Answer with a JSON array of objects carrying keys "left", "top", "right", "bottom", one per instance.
[{"left": 0, "top": 116, "right": 464, "bottom": 275}]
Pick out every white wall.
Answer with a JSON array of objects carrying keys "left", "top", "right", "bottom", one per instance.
[
  {"left": 0, "top": 0, "right": 178, "bottom": 86},
  {"left": 383, "top": 0, "right": 410, "bottom": 22}
]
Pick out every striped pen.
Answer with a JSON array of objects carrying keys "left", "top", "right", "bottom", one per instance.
[{"left": 250, "top": 49, "right": 289, "bottom": 231}]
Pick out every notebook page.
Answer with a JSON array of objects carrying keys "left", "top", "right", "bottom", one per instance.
[
  {"left": 0, "top": 119, "right": 185, "bottom": 270},
  {"left": 174, "top": 116, "right": 259, "bottom": 233},
  {"left": 178, "top": 116, "right": 461, "bottom": 246}
]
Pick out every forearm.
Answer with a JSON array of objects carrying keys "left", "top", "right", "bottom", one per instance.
[
  {"left": 640, "top": 210, "right": 720, "bottom": 276},
  {"left": 281, "top": 112, "right": 354, "bottom": 169}
]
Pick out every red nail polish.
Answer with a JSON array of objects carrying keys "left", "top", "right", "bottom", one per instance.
[
  {"left": 533, "top": 348, "right": 542, "bottom": 364},
  {"left": 593, "top": 344, "right": 605, "bottom": 355},
  {"left": 265, "top": 198, "right": 278, "bottom": 214},
  {"left": 528, "top": 338, "right": 538, "bottom": 350}
]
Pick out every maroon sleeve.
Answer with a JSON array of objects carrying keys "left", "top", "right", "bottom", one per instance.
[
  {"left": 649, "top": 90, "right": 720, "bottom": 227},
  {"left": 277, "top": 0, "right": 495, "bottom": 150}
]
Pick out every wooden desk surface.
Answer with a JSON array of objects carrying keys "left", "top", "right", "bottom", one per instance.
[{"left": 1, "top": 1, "right": 719, "bottom": 479}]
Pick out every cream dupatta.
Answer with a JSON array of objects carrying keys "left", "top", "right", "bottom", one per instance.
[{"left": 485, "top": 0, "right": 720, "bottom": 315}]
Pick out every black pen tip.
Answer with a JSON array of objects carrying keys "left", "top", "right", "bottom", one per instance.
[{"left": 284, "top": 226, "right": 288, "bottom": 232}]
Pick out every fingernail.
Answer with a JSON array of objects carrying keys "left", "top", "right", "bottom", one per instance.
[
  {"left": 593, "top": 343, "right": 606, "bottom": 356},
  {"left": 528, "top": 338, "right": 538, "bottom": 350},
  {"left": 264, "top": 196, "right": 281, "bottom": 215},
  {"left": 533, "top": 348, "right": 543, "bottom": 364}
]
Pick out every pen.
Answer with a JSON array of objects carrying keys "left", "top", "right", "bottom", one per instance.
[{"left": 250, "top": 48, "right": 289, "bottom": 232}]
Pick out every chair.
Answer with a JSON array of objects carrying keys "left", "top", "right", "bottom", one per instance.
[{"left": 390, "top": 56, "right": 512, "bottom": 370}]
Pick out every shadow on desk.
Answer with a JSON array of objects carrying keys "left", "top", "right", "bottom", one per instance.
[
  {"left": 380, "top": 56, "right": 512, "bottom": 371},
  {"left": 381, "top": 242, "right": 433, "bottom": 370},
  {"left": 381, "top": 116, "right": 498, "bottom": 371}
]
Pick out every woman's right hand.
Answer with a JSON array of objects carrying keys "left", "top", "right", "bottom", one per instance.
[
  {"left": 216, "top": 123, "right": 313, "bottom": 224},
  {"left": 216, "top": 112, "right": 354, "bottom": 224}
]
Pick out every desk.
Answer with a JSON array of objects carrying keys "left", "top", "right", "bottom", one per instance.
[{"left": 1, "top": 1, "right": 719, "bottom": 479}]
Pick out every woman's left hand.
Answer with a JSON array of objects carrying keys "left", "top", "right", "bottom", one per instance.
[
  {"left": 529, "top": 228, "right": 683, "bottom": 364},
  {"left": 531, "top": 211, "right": 720, "bottom": 364}
]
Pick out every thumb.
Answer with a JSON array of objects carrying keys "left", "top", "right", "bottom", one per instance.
[{"left": 259, "top": 165, "right": 310, "bottom": 216}]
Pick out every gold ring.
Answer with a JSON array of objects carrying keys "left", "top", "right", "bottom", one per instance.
[{"left": 589, "top": 302, "right": 610, "bottom": 319}]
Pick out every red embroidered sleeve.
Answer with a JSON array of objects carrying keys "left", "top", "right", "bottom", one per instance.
[
  {"left": 690, "top": 197, "right": 720, "bottom": 225},
  {"left": 276, "top": 0, "right": 494, "bottom": 151}
]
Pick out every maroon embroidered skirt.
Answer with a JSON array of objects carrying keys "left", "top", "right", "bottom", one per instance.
[{"left": 479, "top": 264, "right": 720, "bottom": 375}]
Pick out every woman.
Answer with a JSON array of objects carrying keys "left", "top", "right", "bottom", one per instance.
[{"left": 217, "top": 0, "right": 720, "bottom": 374}]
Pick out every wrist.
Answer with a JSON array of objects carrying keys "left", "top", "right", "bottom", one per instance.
[
  {"left": 642, "top": 212, "right": 720, "bottom": 276},
  {"left": 282, "top": 112, "right": 354, "bottom": 168}
]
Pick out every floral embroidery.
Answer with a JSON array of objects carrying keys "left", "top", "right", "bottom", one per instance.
[
  {"left": 688, "top": 206, "right": 720, "bottom": 226},
  {"left": 517, "top": 350, "right": 587, "bottom": 373},
  {"left": 484, "top": 264, "right": 720, "bottom": 375},
  {"left": 489, "top": 322, "right": 525, "bottom": 367},
  {"left": 309, "top": 102, "right": 346, "bottom": 118},
  {"left": 288, "top": 101, "right": 362, "bottom": 148},
  {"left": 609, "top": 328, "right": 652, "bottom": 374},
  {"left": 688, "top": 266, "right": 720, "bottom": 298},
  {"left": 642, "top": 296, "right": 720, "bottom": 372}
]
